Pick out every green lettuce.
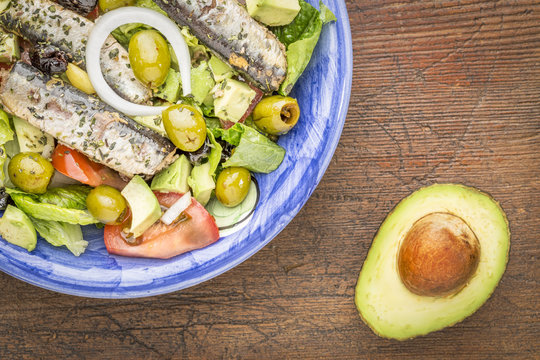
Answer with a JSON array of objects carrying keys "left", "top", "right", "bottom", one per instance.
[
  {"left": 30, "top": 217, "right": 88, "bottom": 256},
  {"left": 216, "top": 124, "right": 285, "bottom": 173},
  {"left": 38, "top": 185, "right": 91, "bottom": 210},
  {"left": 272, "top": 1, "right": 336, "bottom": 95},
  {"left": 207, "top": 130, "right": 222, "bottom": 177},
  {"left": 6, "top": 188, "right": 98, "bottom": 225},
  {"left": 0, "top": 109, "right": 14, "bottom": 145}
]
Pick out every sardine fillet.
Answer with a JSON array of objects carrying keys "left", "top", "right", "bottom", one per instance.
[
  {"left": 154, "top": 0, "right": 287, "bottom": 93},
  {"left": 0, "top": 0, "right": 152, "bottom": 104},
  {"left": 0, "top": 62, "right": 176, "bottom": 178}
]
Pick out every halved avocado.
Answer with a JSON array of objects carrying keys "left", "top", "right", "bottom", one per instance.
[{"left": 355, "top": 184, "right": 510, "bottom": 340}]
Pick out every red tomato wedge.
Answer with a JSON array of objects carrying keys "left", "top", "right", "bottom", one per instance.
[
  {"left": 104, "top": 192, "right": 220, "bottom": 259},
  {"left": 51, "top": 144, "right": 127, "bottom": 190}
]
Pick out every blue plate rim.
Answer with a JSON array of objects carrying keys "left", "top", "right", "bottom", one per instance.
[{"left": 0, "top": 0, "right": 353, "bottom": 299}]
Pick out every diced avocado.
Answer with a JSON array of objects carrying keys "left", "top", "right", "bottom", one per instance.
[
  {"left": 132, "top": 115, "right": 167, "bottom": 137},
  {"left": 121, "top": 175, "right": 162, "bottom": 238},
  {"left": 0, "top": 30, "right": 19, "bottom": 63},
  {"left": 0, "top": 205, "right": 37, "bottom": 252},
  {"left": 12, "top": 116, "right": 55, "bottom": 159},
  {"left": 154, "top": 69, "right": 182, "bottom": 103},
  {"left": 151, "top": 155, "right": 192, "bottom": 193},
  {"left": 246, "top": 0, "right": 301, "bottom": 26},
  {"left": 191, "top": 61, "right": 215, "bottom": 105},
  {"left": 208, "top": 55, "right": 234, "bottom": 83},
  {"left": 213, "top": 79, "right": 256, "bottom": 123},
  {"left": 187, "top": 162, "right": 215, "bottom": 206}
]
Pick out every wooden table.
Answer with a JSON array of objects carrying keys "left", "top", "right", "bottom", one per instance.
[{"left": 1, "top": 1, "right": 538, "bottom": 358}]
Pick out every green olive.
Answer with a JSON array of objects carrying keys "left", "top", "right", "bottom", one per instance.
[
  {"left": 86, "top": 185, "right": 127, "bottom": 224},
  {"left": 252, "top": 96, "right": 300, "bottom": 135},
  {"left": 216, "top": 167, "right": 251, "bottom": 207},
  {"left": 162, "top": 104, "right": 207, "bottom": 152},
  {"left": 98, "top": 0, "right": 135, "bottom": 12},
  {"left": 8, "top": 152, "right": 54, "bottom": 194},
  {"left": 128, "top": 30, "right": 171, "bottom": 88}
]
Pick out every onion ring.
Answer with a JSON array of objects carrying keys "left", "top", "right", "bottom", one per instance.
[{"left": 86, "top": 7, "right": 191, "bottom": 116}]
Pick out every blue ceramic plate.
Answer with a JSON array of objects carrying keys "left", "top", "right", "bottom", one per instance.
[{"left": 0, "top": 0, "right": 352, "bottom": 298}]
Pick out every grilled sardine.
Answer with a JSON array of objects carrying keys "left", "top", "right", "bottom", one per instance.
[
  {"left": 0, "top": 62, "right": 176, "bottom": 178},
  {"left": 0, "top": 0, "right": 152, "bottom": 104},
  {"left": 154, "top": 0, "right": 287, "bottom": 93}
]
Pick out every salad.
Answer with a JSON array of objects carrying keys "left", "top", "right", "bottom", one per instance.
[{"left": 0, "top": 0, "right": 335, "bottom": 259}]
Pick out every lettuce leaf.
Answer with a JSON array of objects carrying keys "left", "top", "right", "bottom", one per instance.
[
  {"left": 6, "top": 188, "right": 98, "bottom": 225},
  {"left": 216, "top": 124, "right": 285, "bottom": 173},
  {"left": 271, "top": 0, "right": 336, "bottom": 95},
  {"left": 206, "top": 130, "right": 222, "bottom": 177},
  {"left": 30, "top": 217, "right": 88, "bottom": 256},
  {"left": 0, "top": 109, "right": 14, "bottom": 146},
  {"left": 38, "top": 185, "right": 91, "bottom": 210}
]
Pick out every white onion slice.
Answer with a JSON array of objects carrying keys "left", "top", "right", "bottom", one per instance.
[
  {"left": 161, "top": 192, "right": 192, "bottom": 225},
  {"left": 86, "top": 7, "right": 191, "bottom": 117}
]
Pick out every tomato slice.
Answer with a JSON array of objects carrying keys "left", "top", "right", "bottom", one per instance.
[
  {"left": 104, "top": 192, "right": 220, "bottom": 259},
  {"left": 51, "top": 144, "right": 126, "bottom": 190}
]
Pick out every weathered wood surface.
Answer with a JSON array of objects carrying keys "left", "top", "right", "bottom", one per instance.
[{"left": 0, "top": 0, "right": 538, "bottom": 358}]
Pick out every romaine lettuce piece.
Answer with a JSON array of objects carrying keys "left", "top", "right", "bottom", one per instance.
[
  {"left": 6, "top": 188, "right": 98, "bottom": 225},
  {"left": 0, "top": 109, "right": 14, "bottom": 145},
  {"left": 30, "top": 217, "right": 88, "bottom": 256},
  {"left": 271, "top": 0, "right": 336, "bottom": 95},
  {"left": 38, "top": 185, "right": 91, "bottom": 210},
  {"left": 216, "top": 124, "right": 285, "bottom": 173}
]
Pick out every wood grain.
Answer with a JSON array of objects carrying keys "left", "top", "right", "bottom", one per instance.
[{"left": 0, "top": 0, "right": 539, "bottom": 358}]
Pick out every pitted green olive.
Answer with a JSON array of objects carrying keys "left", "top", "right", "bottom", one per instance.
[
  {"left": 99, "top": 0, "right": 135, "bottom": 12},
  {"left": 129, "top": 30, "right": 171, "bottom": 88},
  {"left": 8, "top": 152, "right": 54, "bottom": 194},
  {"left": 252, "top": 96, "right": 300, "bottom": 135},
  {"left": 86, "top": 185, "right": 127, "bottom": 224},
  {"left": 216, "top": 167, "right": 251, "bottom": 207},
  {"left": 162, "top": 104, "right": 207, "bottom": 152}
]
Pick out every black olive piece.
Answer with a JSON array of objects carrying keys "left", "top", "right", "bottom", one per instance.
[
  {"left": 218, "top": 139, "right": 235, "bottom": 163},
  {"left": 0, "top": 189, "right": 11, "bottom": 211},
  {"left": 185, "top": 137, "right": 212, "bottom": 165},
  {"left": 30, "top": 44, "right": 69, "bottom": 75}
]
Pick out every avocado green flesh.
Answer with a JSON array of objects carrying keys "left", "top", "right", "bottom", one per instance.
[
  {"left": 355, "top": 184, "right": 510, "bottom": 340},
  {"left": 121, "top": 175, "right": 162, "bottom": 238},
  {"left": 0, "top": 205, "right": 37, "bottom": 252},
  {"left": 151, "top": 154, "right": 192, "bottom": 194}
]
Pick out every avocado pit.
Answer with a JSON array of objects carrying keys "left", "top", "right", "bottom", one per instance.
[{"left": 398, "top": 212, "right": 480, "bottom": 297}]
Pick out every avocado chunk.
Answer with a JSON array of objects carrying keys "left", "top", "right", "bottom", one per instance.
[
  {"left": 355, "top": 184, "right": 510, "bottom": 340},
  {"left": 191, "top": 61, "right": 215, "bottom": 105},
  {"left": 0, "top": 31, "right": 20, "bottom": 63},
  {"left": 0, "top": 205, "right": 37, "bottom": 251},
  {"left": 246, "top": 0, "right": 301, "bottom": 26},
  {"left": 151, "top": 155, "right": 192, "bottom": 193},
  {"left": 208, "top": 55, "right": 234, "bottom": 83},
  {"left": 12, "top": 116, "right": 55, "bottom": 159},
  {"left": 213, "top": 79, "right": 256, "bottom": 124},
  {"left": 121, "top": 175, "right": 162, "bottom": 238},
  {"left": 187, "top": 162, "right": 215, "bottom": 206}
]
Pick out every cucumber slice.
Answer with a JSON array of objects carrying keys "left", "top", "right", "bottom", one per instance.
[{"left": 0, "top": 205, "right": 37, "bottom": 251}]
